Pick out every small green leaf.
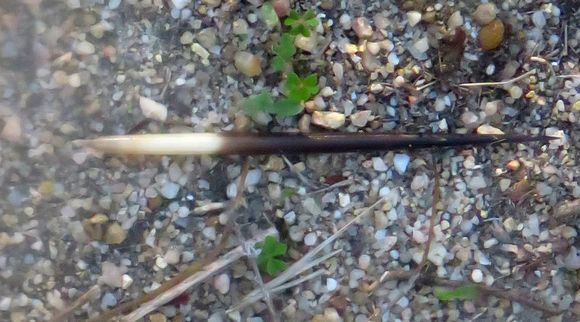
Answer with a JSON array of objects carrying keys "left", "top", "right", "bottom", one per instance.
[
  {"left": 276, "top": 98, "right": 303, "bottom": 117},
  {"left": 434, "top": 284, "right": 480, "bottom": 301},
  {"left": 284, "top": 72, "right": 319, "bottom": 103},
  {"left": 243, "top": 92, "right": 274, "bottom": 116},
  {"left": 256, "top": 235, "right": 289, "bottom": 276},
  {"left": 273, "top": 33, "right": 296, "bottom": 60},
  {"left": 266, "top": 258, "right": 288, "bottom": 275},
  {"left": 260, "top": 3, "right": 279, "bottom": 29},
  {"left": 272, "top": 56, "right": 286, "bottom": 72},
  {"left": 284, "top": 9, "right": 318, "bottom": 37},
  {"left": 282, "top": 187, "right": 297, "bottom": 198}
]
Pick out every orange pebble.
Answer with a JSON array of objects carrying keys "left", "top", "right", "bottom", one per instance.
[
  {"left": 479, "top": 19, "right": 505, "bottom": 51},
  {"left": 506, "top": 160, "right": 521, "bottom": 171}
]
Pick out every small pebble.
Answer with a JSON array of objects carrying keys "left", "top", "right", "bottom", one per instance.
[
  {"left": 393, "top": 154, "right": 410, "bottom": 174},
  {"left": 326, "top": 278, "right": 338, "bottom": 291},
  {"left": 413, "top": 37, "right": 429, "bottom": 53},
  {"left": 160, "top": 182, "right": 180, "bottom": 199},
  {"left": 101, "top": 292, "right": 117, "bottom": 308},
  {"left": 476, "top": 124, "right": 504, "bottom": 135},
  {"left": 214, "top": 273, "right": 230, "bottom": 294},
  {"left": 471, "top": 269, "right": 483, "bottom": 283},
  {"left": 358, "top": 254, "right": 371, "bottom": 270},
  {"left": 304, "top": 232, "right": 317, "bottom": 246},
  {"left": 105, "top": 223, "right": 127, "bottom": 245},
  {"left": 139, "top": 96, "right": 168, "bottom": 122},
  {"left": 509, "top": 85, "right": 523, "bottom": 99},
  {"left": 468, "top": 176, "right": 487, "bottom": 191},
  {"left": 407, "top": 11, "right": 422, "bottom": 27},
  {"left": 473, "top": 3, "right": 497, "bottom": 25},
  {"left": 311, "top": 111, "right": 345, "bottom": 129},
  {"left": 172, "top": 0, "right": 191, "bottom": 10},
  {"left": 447, "top": 11, "right": 463, "bottom": 29},
  {"left": 531, "top": 11, "right": 546, "bottom": 29},
  {"left": 75, "top": 41, "right": 95, "bottom": 55},
  {"left": 352, "top": 17, "right": 373, "bottom": 39},
  {"left": 234, "top": 52, "right": 262, "bottom": 77},
  {"left": 372, "top": 157, "right": 388, "bottom": 172},
  {"left": 350, "top": 110, "right": 371, "bottom": 127}
]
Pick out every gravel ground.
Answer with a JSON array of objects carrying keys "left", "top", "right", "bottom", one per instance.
[{"left": 1, "top": 0, "right": 579, "bottom": 321}]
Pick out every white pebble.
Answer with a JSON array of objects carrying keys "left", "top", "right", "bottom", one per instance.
[
  {"left": 339, "top": 13, "right": 352, "bottom": 30},
  {"left": 387, "top": 52, "right": 400, "bottom": 65},
  {"left": 160, "top": 182, "right": 180, "bottom": 199},
  {"left": 427, "top": 243, "right": 448, "bottom": 266},
  {"left": 326, "top": 278, "right": 338, "bottom": 291},
  {"left": 304, "top": 232, "right": 317, "bottom": 246},
  {"left": 303, "top": 198, "right": 322, "bottom": 216},
  {"left": 172, "top": 0, "right": 191, "bottom": 10},
  {"left": 468, "top": 176, "right": 487, "bottom": 191},
  {"left": 214, "top": 273, "right": 230, "bottom": 294},
  {"left": 203, "top": 227, "right": 217, "bottom": 240},
  {"left": 164, "top": 249, "right": 181, "bottom": 265},
  {"left": 338, "top": 193, "right": 351, "bottom": 207},
  {"left": 101, "top": 293, "right": 117, "bottom": 308},
  {"left": 99, "top": 262, "right": 127, "bottom": 288},
  {"left": 284, "top": 211, "right": 296, "bottom": 225},
  {"left": 393, "top": 154, "right": 410, "bottom": 174},
  {"left": 244, "top": 169, "right": 262, "bottom": 187},
  {"left": 358, "top": 254, "right": 371, "bottom": 270},
  {"left": 407, "top": 11, "right": 422, "bottom": 27},
  {"left": 509, "top": 86, "right": 523, "bottom": 99},
  {"left": 413, "top": 37, "right": 429, "bottom": 53},
  {"left": 471, "top": 269, "right": 483, "bottom": 283},
  {"left": 139, "top": 96, "right": 168, "bottom": 122},
  {"left": 531, "top": 11, "right": 546, "bottom": 28},
  {"left": 411, "top": 173, "right": 429, "bottom": 191},
  {"left": 372, "top": 157, "right": 388, "bottom": 172},
  {"left": 447, "top": 11, "right": 463, "bottom": 29},
  {"left": 0, "top": 297, "right": 11, "bottom": 311},
  {"left": 396, "top": 296, "right": 410, "bottom": 308},
  {"left": 75, "top": 41, "right": 95, "bottom": 55}
]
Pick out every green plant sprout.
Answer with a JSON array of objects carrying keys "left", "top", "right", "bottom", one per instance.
[
  {"left": 434, "top": 284, "right": 480, "bottom": 301},
  {"left": 285, "top": 72, "right": 319, "bottom": 102},
  {"left": 256, "top": 235, "right": 288, "bottom": 276},
  {"left": 260, "top": 2, "right": 279, "bottom": 29},
  {"left": 272, "top": 33, "right": 296, "bottom": 72},
  {"left": 242, "top": 91, "right": 275, "bottom": 117},
  {"left": 284, "top": 9, "right": 319, "bottom": 37}
]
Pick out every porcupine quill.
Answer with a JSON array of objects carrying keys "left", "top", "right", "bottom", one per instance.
[{"left": 74, "top": 132, "right": 555, "bottom": 156}]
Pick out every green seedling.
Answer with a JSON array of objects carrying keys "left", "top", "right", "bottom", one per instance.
[
  {"left": 256, "top": 235, "right": 288, "bottom": 276},
  {"left": 242, "top": 91, "right": 275, "bottom": 117},
  {"left": 272, "top": 33, "right": 296, "bottom": 72},
  {"left": 260, "top": 2, "right": 279, "bottom": 29},
  {"left": 284, "top": 9, "right": 319, "bottom": 37},
  {"left": 434, "top": 284, "right": 480, "bottom": 301},
  {"left": 285, "top": 72, "right": 319, "bottom": 103}
]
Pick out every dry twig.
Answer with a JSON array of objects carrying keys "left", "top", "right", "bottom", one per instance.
[
  {"left": 49, "top": 285, "right": 101, "bottom": 322},
  {"left": 458, "top": 69, "right": 537, "bottom": 88}
]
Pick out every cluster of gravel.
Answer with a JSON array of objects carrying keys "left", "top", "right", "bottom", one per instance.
[{"left": 0, "top": 0, "right": 578, "bottom": 321}]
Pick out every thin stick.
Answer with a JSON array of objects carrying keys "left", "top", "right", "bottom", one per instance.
[
  {"left": 458, "top": 69, "right": 536, "bottom": 88},
  {"left": 121, "top": 227, "right": 278, "bottom": 322},
  {"left": 308, "top": 178, "right": 354, "bottom": 195},
  {"left": 556, "top": 74, "right": 580, "bottom": 79},
  {"left": 49, "top": 284, "right": 101, "bottom": 322},
  {"left": 193, "top": 202, "right": 227, "bottom": 215}
]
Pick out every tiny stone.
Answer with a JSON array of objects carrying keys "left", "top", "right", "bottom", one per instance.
[
  {"left": 471, "top": 269, "right": 483, "bottom": 283},
  {"left": 172, "top": 0, "right": 191, "bottom": 10},
  {"left": 101, "top": 292, "right": 117, "bottom": 308},
  {"left": 358, "top": 254, "right": 371, "bottom": 270},
  {"left": 139, "top": 96, "right": 168, "bottom": 122},
  {"left": 180, "top": 31, "right": 194, "bottom": 44},
  {"left": 164, "top": 249, "right": 181, "bottom": 265},
  {"left": 234, "top": 52, "right": 262, "bottom": 77},
  {"left": 407, "top": 11, "right": 422, "bottom": 27},
  {"left": 105, "top": 223, "right": 127, "bottom": 244},
  {"left": 160, "top": 182, "right": 180, "bottom": 199},
  {"left": 372, "top": 157, "right": 388, "bottom": 172},
  {"left": 303, "top": 198, "right": 322, "bottom": 216},
  {"left": 232, "top": 19, "right": 248, "bottom": 35},
  {"left": 326, "top": 278, "right": 338, "bottom": 291},
  {"left": 214, "top": 273, "right": 230, "bottom": 294},
  {"left": 311, "top": 111, "right": 345, "bottom": 129},
  {"left": 411, "top": 173, "right": 429, "bottom": 191},
  {"left": 509, "top": 86, "right": 523, "bottom": 99},
  {"left": 499, "top": 179, "right": 511, "bottom": 192},
  {"left": 350, "top": 110, "right": 372, "bottom": 127},
  {"left": 413, "top": 37, "right": 429, "bottom": 53},
  {"left": 352, "top": 17, "right": 373, "bottom": 39},
  {"left": 148, "top": 313, "right": 167, "bottom": 322},
  {"left": 468, "top": 176, "right": 487, "bottom": 191},
  {"left": 473, "top": 3, "right": 497, "bottom": 25},
  {"left": 393, "top": 154, "right": 410, "bottom": 174},
  {"left": 447, "top": 11, "right": 463, "bottom": 29},
  {"left": 476, "top": 124, "right": 504, "bottom": 135},
  {"left": 0, "top": 297, "right": 11, "bottom": 311},
  {"left": 203, "top": 227, "right": 217, "bottom": 240},
  {"left": 387, "top": 52, "right": 400, "bottom": 65},
  {"left": 304, "top": 232, "right": 317, "bottom": 246},
  {"left": 536, "top": 182, "right": 553, "bottom": 196},
  {"left": 531, "top": 11, "right": 546, "bottom": 28},
  {"left": 75, "top": 41, "right": 95, "bottom": 55}
]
